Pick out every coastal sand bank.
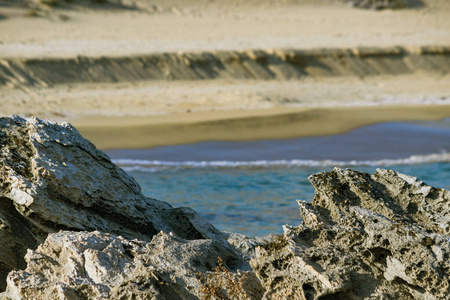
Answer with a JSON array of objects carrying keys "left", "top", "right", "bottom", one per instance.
[
  {"left": 2, "top": 46, "right": 450, "bottom": 87},
  {"left": 72, "top": 105, "right": 450, "bottom": 149}
]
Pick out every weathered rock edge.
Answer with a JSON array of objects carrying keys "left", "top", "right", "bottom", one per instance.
[
  {"left": 251, "top": 168, "right": 450, "bottom": 299},
  {"left": 0, "top": 115, "right": 261, "bottom": 293}
]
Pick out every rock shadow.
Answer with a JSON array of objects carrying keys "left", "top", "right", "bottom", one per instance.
[{"left": 404, "top": 0, "right": 425, "bottom": 8}]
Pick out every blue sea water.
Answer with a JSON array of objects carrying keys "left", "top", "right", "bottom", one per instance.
[{"left": 107, "top": 119, "right": 450, "bottom": 237}]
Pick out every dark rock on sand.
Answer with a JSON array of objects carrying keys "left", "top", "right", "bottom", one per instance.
[{"left": 344, "top": 0, "right": 407, "bottom": 9}]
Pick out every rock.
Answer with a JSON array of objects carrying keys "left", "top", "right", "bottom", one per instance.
[
  {"left": 309, "top": 168, "right": 450, "bottom": 235},
  {"left": 251, "top": 168, "right": 450, "bottom": 299},
  {"left": 344, "top": 0, "right": 406, "bottom": 9},
  {"left": 0, "top": 116, "right": 254, "bottom": 292},
  {"left": 0, "top": 115, "right": 154, "bottom": 239},
  {"left": 2, "top": 230, "right": 264, "bottom": 300},
  {"left": 2, "top": 116, "right": 450, "bottom": 299},
  {"left": 0, "top": 196, "right": 39, "bottom": 292}
]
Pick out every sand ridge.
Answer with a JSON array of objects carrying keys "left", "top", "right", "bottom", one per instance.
[{"left": 2, "top": 46, "right": 450, "bottom": 87}]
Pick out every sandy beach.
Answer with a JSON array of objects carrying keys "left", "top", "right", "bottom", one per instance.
[{"left": 1, "top": 0, "right": 450, "bottom": 149}]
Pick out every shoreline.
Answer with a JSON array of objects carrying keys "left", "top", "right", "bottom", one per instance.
[{"left": 72, "top": 104, "right": 450, "bottom": 150}]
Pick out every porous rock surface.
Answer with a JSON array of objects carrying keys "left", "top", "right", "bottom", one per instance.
[
  {"left": 1, "top": 116, "right": 450, "bottom": 299},
  {"left": 251, "top": 168, "right": 450, "bottom": 299},
  {"left": 0, "top": 115, "right": 256, "bottom": 292},
  {"left": 2, "top": 230, "right": 264, "bottom": 300}
]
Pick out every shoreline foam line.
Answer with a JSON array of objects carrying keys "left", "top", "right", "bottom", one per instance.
[
  {"left": 1, "top": 45, "right": 450, "bottom": 87},
  {"left": 113, "top": 152, "right": 450, "bottom": 172}
]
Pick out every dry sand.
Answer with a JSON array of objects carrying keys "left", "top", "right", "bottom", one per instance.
[
  {"left": 0, "top": 0, "right": 449, "bottom": 149},
  {"left": 2, "top": 0, "right": 450, "bottom": 58}
]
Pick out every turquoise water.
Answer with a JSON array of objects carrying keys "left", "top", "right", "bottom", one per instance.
[
  {"left": 128, "top": 163, "right": 449, "bottom": 237},
  {"left": 108, "top": 120, "right": 450, "bottom": 237}
]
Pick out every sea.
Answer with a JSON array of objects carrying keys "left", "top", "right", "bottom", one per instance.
[{"left": 106, "top": 119, "right": 450, "bottom": 237}]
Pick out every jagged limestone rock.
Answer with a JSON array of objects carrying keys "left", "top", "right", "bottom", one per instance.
[
  {"left": 251, "top": 168, "right": 450, "bottom": 299},
  {"left": 309, "top": 168, "right": 450, "bottom": 235},
  {"left": 0, "top": 115, "right": 158, "bottom": 239},
  {"left": 2, "top": 116, "right": 450, "bottom": 299},
  {"left": 0, "top": 115, "right": 255, "bottom": 292},
  {"left": 2, "top": 230, "right": 264, "bottom": 300}
]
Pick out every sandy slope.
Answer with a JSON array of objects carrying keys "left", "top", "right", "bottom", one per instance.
[{"left": 0, "top": 0, "right": 449, "bottom": 149}]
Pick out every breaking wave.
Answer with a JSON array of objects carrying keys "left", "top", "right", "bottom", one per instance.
[{"left": 113, "top": 152, "right": 450, "bottom": 172}]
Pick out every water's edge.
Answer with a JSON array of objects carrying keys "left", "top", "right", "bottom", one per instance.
[{"left": 108, "top": 120, "right": 450, "bottom": 236}]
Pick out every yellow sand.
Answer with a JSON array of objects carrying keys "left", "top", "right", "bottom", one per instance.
[
  {"left": 1, "top": 0, "right": 450, "bottom": 58},
  {"left": 72, "top": 105, "right": 450, "bottom": 149}
]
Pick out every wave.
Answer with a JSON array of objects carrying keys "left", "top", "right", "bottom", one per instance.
[{"left": 112, "top": 152, "right": 450, "bottom": 172}]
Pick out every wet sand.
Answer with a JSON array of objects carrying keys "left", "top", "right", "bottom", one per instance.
[
  {"left": 106, "top": 119, "right": 450, "bottom": 162},
  {"left": 73, "top": 104, "right": 450, "bottom": 149}
]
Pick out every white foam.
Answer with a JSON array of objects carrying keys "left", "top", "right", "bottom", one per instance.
[{"left": 112, "top": 152, "right": 450, "bottom": 172}]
